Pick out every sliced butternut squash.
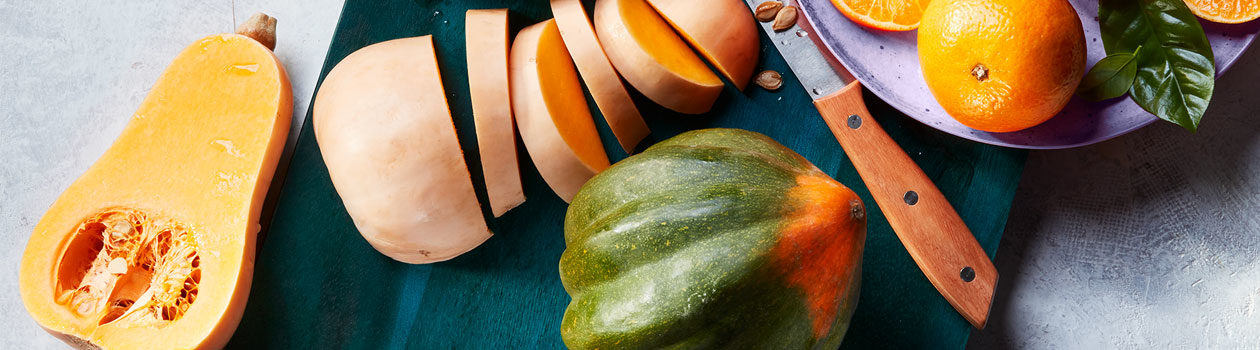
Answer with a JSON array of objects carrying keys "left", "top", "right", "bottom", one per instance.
[
  {"left": 647, "top": 0, "right": 760, "bottom": 90},
  {"left": 593, "top": 0, "right": 724, "bottom": 114},
  {"left": 551, "top": 0, "right": 650, "bottom": 153},
  {"left": 466, "top": 9, "right": 525, "bottom": 217},
  {"left": 314, "top": 36, "right": 491, "bottom": 264},
  {"left": 19, "top": 14, "right": 291, "bottom": 349},
  {"left": 510, "top": 20, "right": 611, "bottom": 202}
]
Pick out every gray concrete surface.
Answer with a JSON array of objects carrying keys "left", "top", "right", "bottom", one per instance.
[
  {"left": 968, "top": 41, "right": 1260, "bottom": 348},
  {"left": 2, "top": 1, "right": 1259, "bottom": 349},
  {"left": 0, "top": 0, "right": 342, "bottom": 348}
]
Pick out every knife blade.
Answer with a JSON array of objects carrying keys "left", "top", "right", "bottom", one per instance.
[{"left": 746, "top": 0, "right": 998, "bottom": 329}]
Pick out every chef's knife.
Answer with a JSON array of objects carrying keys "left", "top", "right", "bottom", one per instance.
[{"left": 745, "top": 0, "right": 997, "bottom": 329}]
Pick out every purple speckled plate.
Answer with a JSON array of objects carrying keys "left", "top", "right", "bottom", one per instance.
[{"left": 800, "top": 0, "right": 1260, "bottom": 149}]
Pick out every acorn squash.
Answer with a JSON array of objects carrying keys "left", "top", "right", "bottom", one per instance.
[
  {"left": 19, "top": 14, "right": 291, "bottom": 349},
  {"left": 561, "top": 129, "right": 867, "bottom": 349}
]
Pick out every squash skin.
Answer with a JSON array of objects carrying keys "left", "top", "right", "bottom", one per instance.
[
  {"left": 561, "top": 129, "right": 865, "bottom": 349},
  {"left": 466, "top": 9, "right": 526, "bottom": 217},
  {"left": 315, "top": 36, "right": 493, "bottom": 263}
]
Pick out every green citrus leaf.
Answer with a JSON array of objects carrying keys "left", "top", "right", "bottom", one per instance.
[
  {"left": 1078, "top": 50, "right": 1140, "bottom": 101},
  {"left": 1100, "top": 0, "right": 1215, "bottom": 132}
]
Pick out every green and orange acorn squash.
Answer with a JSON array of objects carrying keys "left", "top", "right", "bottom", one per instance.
[{"left": 560, "top": 128, "right": 867, "bottom": 349}]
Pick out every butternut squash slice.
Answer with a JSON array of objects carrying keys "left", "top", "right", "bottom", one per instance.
[
  {"left": 552, "top": 0, "right": 651, "bottom": 153},
  {"left": 19, "top": 14, "right": 291, "bottom": 349},
  {"left": 646, "top": 0, "right": 761, "bottom": 90},
  {"left": 510, "top": 20, "right": 611, "bottom": 202},
  {"left": 314, "top": 36, "right": 492, "bottom": 264},
  {"left": 593, "top": 0, "right": 724, "bottom": 114},
  {"left": 466, "top": 9, "right": 526, "bottom": 217}
]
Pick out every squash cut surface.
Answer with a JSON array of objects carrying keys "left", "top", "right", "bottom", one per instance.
[
  {"left": 646, "top": 0, "right": 761, "bottom": 89},
  {"left": 511, "top": 20, "right": 611, "bottom": 202},
  {"left": 314, "top": 36, "right": 492, "bottom": 264},
  {"left": 20, "top": 16, "right": 291, "bottom": 350},
  {"left": 552, "top": 0, "right": 650, "bottom": 153},
  {"left": 466, "top": 9, "right": 526, "bottom": 217},
  {"left": 594, "top": 0, "right": 724, "bottom": 114}
]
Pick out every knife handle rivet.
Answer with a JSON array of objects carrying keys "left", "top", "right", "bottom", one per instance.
[
  {"left": 903, "top": 190, "right": 918, "bottom": 205},
  {"left": 960, "top": 266, "right": 976, "bottom": 282},
  {"left": 847, "top": 114, "right": 861, "bottom": 129}
]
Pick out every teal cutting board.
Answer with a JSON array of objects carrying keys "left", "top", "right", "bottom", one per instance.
[{"left": 226, "top": 0, "right": 1026, "bottom": 348}]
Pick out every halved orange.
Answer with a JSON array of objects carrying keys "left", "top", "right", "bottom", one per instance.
[
  {"left": 1184, "top": 0, "right": 1260, "bottom": 23},
  {"left": 831, "top": 0, "right": 931, "bottom": 31}
]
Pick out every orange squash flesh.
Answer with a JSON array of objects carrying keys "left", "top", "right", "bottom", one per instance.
[
  {"left": 552, "top": 0, "right": 651, "bottom": 153},
  {"left": 466, "top": 9, "right": 526, "bottom": 217},
  {"left": 594, "top": 0, "right": 724, "bottom": 114},
  {"left": 646, "top": 0, "right": 761, "bottom": 90},
  {"left": 19, "top": 14, "right": 291, "bottom": 349},
  {"left": 511, "top": 20, "right": 612, "bottom": 202}
]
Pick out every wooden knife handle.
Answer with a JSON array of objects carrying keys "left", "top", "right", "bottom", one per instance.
[{"left": 815, "top": 81, "right": 996, "bottom": 329}]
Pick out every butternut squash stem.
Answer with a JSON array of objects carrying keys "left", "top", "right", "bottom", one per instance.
[{"left": 236, "top": 13, "right": 277, "bottom": 51}]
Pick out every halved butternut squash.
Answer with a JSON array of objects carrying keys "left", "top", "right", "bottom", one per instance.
[
  {"left": 466, "top": 9, "right": 526, "bottom": 217},
  {"left": 552, "top": 0, "right": 650, "bottom": 153},
  {"left": 647, "top": 0, "right": 761, "bottom": 90},
  {"left": 510, "top": 20, "right": 611, "bottom": 202},
  {"left": 19, "top": 14, "right": 291, "bottom": 349},
  {"left": 593, "top": 0, "right": 724, "bottom": 114},
  {"left": 314, "top": 36, "right": 492, "bottom": 264}
]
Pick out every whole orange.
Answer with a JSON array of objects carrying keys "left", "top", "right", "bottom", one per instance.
[{"left": 917, "top": 0, "right": 1086, "bottom": 133}]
